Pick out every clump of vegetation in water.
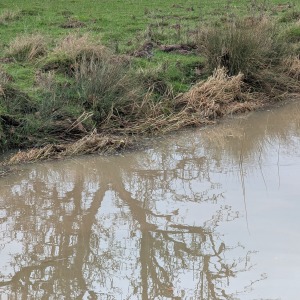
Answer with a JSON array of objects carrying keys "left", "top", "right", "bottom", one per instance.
[{"left": 0, "top": 0, "right": 300, "bottom": 163}]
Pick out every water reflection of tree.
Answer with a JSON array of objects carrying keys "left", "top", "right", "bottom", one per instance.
[{"left": 0, "top": 147, "right": 257, "bottom": 299}]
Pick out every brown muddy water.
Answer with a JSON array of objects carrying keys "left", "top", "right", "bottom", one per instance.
[{"left": 1, "top": 101, "right": 300, "bottom": 299}]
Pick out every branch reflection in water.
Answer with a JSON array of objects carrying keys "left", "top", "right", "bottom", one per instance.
[{"left": 0, "top": 148, "right": 259, "bottom": 299}]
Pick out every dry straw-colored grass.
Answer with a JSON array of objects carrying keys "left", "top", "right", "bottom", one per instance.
[
  {"left": 8, "top": 132, "right": 132, "bottom": 164},
  {"left": 0, "top": 67, "right": 14, "bottom": 96},
  {"left": 175, "top": 68, "right": 262, "bottom": 118},
  {"left": 284, "top": 55, "right": 300, "bottom": 79},
  {"left": 52, "top": 33, "right": 109, "bottom": 60},
  {"left": 6, "top": 34, "right": 47, "bottom": 61},
  {"left": 0, "top": 9, "right": 21, "bottom": 24},
  {"left": 0, "top": 68, "right": 10, "bottom": 94},
  {"left": 103, "top": 68, "right": 262, "bottom": 136},
  {"left": 34, "top": 70, "right": 56, "bottom": 90}
]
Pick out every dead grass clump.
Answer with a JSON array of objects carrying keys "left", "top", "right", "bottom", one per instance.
[
  {"left": 0, "top": 68, "right": 13, "bottom": 97},
  {"left": 175, "top": 68, "right": 259, "bottom": 120},
  {"left": 7, "top": 133, "right": 132, "bottom": 164},
  {"left": 8, "top": 145, "right": 64, "bottom": 164},
  {"left": 0, "top": 9, "right": 21, "bottom": 24},
  {"left": 64, "top": 132, "right": 131, "bottom": 155},
  {"left": 6, "top": 34, "right": 47, "bottom": 61},
  {"left": 34, "top": 70, "right": 56, "bottom": 90},
  {"left": 52, "top": 33, "right": 108, "bottom": 61},
  {"left": 284, "top": 56, "right": 300, "bottom": 79},
  {"left": 115, "top": 110, "right": 214, "bottom": 135},
  {"left": 253, "top": 67, "right": 300, "bottom": 95},
  {"left": 43, "top": 33, "right": 110, "bottom": 74},
  {"left": 0, "top": 68, "right": 13, "bottom": 87}
]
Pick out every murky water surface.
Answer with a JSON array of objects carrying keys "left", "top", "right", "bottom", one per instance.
[{"left": 1, "top": 101, "right": 300, "bottom": 299}]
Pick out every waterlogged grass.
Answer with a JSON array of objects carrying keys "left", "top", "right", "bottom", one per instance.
[{"left": 0, "top": 0, "right": 300, "bottom": 158}]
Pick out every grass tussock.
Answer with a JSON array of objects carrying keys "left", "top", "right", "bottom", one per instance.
[
  {"left": 175, "top": 67, "right": 261, "bottom": 119},
  {"left": 283, "top": 56, "right": 300, "bottom": 80},
  {"left": 73, "top": 56, "right": 139, "bottom": 122},
  {"left": 197, "top": 17, "right": 285, "bottom": 78},
  {"left": 284, "top": 25, "right": 300, "bottom": 42},
  {"left": 2, "top": 54, "right": 146, "bottom": 150},
  {"left": 6, "top": 34, "right": 47, "bottom": 61},
  {"left": 53, "top": 33, "right": 108, "bottom": 60},
  {"left": 0, "top": 67, "right": 13, "bottom": 92},
  {"left": 43, "top": 33, "right": 111, "bottom": 74},
  {"left": 0, "top": 9, "right": 21, "bottom": 24}
]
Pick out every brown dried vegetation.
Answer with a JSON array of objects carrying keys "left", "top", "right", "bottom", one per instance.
[{"left": 6, "top": 34, "right": 47, "bottom": 61}]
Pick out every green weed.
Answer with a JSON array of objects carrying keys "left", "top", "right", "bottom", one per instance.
[
  {"left": 279, "top": 10, "right": 300, "bottom": 23},
  {"left": 284, "top": 25, "right": 300, "bottom": 42},
  {"left": 73, "top": 55, "right": 145, "bottom": 123}
]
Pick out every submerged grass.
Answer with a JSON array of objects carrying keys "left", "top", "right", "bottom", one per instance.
[{"left": 1, "top": 0, "right": 300, "bottom": 163}]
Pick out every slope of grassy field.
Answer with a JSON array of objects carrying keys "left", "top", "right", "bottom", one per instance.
[{"left": 0, "top": 0, "right": 300, "bottom": 162}]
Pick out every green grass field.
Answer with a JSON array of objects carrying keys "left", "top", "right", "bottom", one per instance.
[{"left": 0, "top": 0, "right": 300, "bottom": 159}]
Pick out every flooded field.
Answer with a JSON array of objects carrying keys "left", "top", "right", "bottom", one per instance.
[{"left": 0, "top": 100, "right": 300, "bottom": 299}]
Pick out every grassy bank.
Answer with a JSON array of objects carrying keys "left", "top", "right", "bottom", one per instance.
[{"left": 1, "top": 0, "right": 300, "bottom": 164}]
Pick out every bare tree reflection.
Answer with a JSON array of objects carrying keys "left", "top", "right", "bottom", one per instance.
[{"left": 0, "top": 144, "right": 260, "bottom": 299}]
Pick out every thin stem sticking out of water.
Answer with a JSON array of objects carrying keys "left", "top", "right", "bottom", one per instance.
[
  {"left": 239, "top": 133, "right": 250, "bottom": 235},
  {"left": 258, "top": 144, "right": 268, "bottom": 192},
  {"left": 277, "top": 141, "right": 281, "bottom": 189}
]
